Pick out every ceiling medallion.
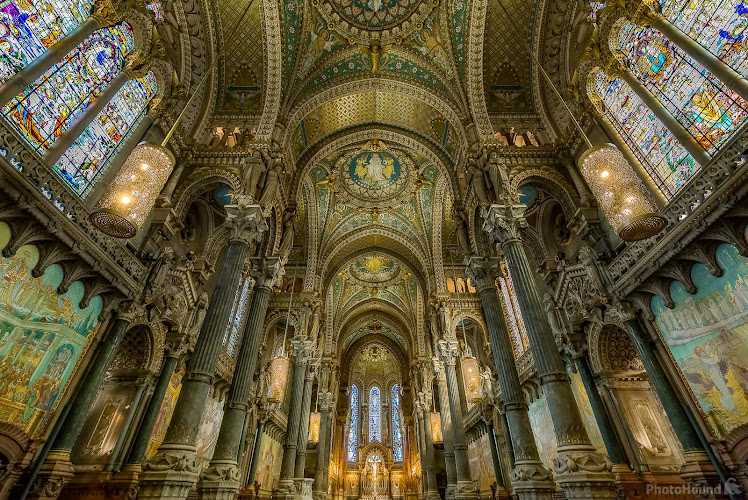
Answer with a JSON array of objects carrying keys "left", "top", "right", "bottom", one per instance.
[
  {"left": 315, "top": 0, "right": 437, "bottom": 45},
  {"left": 338, "top": 139, "right": 413, "bottom": 208},
  {"left": 350, "top": 254, "right": 401, "bottom": 283}
]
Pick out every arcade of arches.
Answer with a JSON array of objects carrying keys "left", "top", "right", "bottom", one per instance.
[{"left": 4, "top": 0, "right": 748, "bottom": 499}]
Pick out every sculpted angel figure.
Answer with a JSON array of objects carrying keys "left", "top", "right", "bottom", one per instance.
[
  {"left": 258, "top": 158, "right": 283, "bottom": 206},
  {"left": 484, "top": 150, "right": 509, "bottom": 198},
  {"left": 466, "top": 157, "right": 490, "bottom": 204},
  {"left": 278, "top": 211, "right": 295, "bottom": 256},
  {"left": 241, "top": 153, "right": 267, "bottom": 201}
]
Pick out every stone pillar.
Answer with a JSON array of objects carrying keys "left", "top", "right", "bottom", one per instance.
[
  {"left": 0, "top": 0, "right": 124, "bottom": 107},
  {"left": 295, "top": 365, "right": 317, "bottom": 479},
  {"left": 198, "top": 256, "right": 284, "bottom": 500},
  {"left": 29, "top": 306, "right": 139, "bottom": 499},
  {"left": 499, "top": 411, "right": 514, "bottom": 469},
  {"left": 314, "top": 392, "right": 334, "bottom": 500},
  {"left": 466, "top": 257, "right": 555, "bottom": 500},
  {"left": 138, "top": 203, "right": 268, "bottom": 500},
  {"left": 414, "top": 393, "right": 439, "bottom": 500},
  {"left": 437, "top": 340, "right": 478, "bottom": 500},
  {"left": 481, "top": 204, "right": 617, "bottom": 500},
  {"left": 615, "top": 309, "right": 725, "bottom": 488},
  {"left": 611, "top": 62, "right": 712, "bottom": 167},
  {"left": 276, "top": 337, "right": 314, "bottom": 499},
  {"left": 434, "top": 363, "right": 457, "bottom": 500},
  {"left": 246, "top": 418, "right": 267, "bottom": 494},
  {"left": 485, "top": 419, "right": 504, "bottom": 488}
]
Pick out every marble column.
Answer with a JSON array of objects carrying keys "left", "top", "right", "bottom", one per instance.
[
  {"left": 276, "top": 338, "right": 314, "bottom": 498},
  {"left": 415, "top": 394, "right": 439, "bottom": 500},
  {"left": 198, "top": 256, "right": 284, "bottom": 500},
  {"left": 313, "top": 392, "right": 334, "bottom": 500},
  {"left": 245, "top": 413, "right": 269, "bottom": 496},
  {"left": 295, "top": 365, "right": 317, "bottom": 479},
  {"left": 499, "top": 411, "right": 514, "bottom": 468},
  {"left": 0, "top": 0, "right": 124, "bottom": 107},
  {"left": 29, "top": 306, "right": 140, "bottom": 499},
  {"left": 485, "top": 420, "right": 505, "bottom": 488},
  {"left": 481, "top": 204, "right": 616, "bottom": 500},
  {"left": 434, "top": 363, "right": 457, "bottom": 500},
  {"left": 437, "top": 340, "right": 478, "bottom": 500},
  {"left": 138, "top": 203, "right": 269, "bottom": 500},
  {"left": 466, "top": 257, "right": 554, "bottom": 500}
]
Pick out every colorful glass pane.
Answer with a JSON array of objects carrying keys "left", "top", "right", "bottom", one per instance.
[
  {"left": 2, "top": 23, "right": 134, "bottom": 155},
  {"left": 54, "top": 71, "right": 157, "bottom": 196},
  {"left": 221, "top": 265, "right": 252, "bottom": 357},
  {"left": 369, "top": 385, "right": 381, "bottom": 443},
  {"left": 619, "top": 22, "right": 748, "bottom": 155},
  {"left": 660, "top": 0, "right": 748, "bottom": 77},
  {"left": 497, "top": 262, "right": 529, "bottom": 359},
  {"left": 0, "top": 0, "right": 95, "bottom": 83},
  {"left": 589, "top": 0, "right": 606, "bottom": 21},
  {"left": 391, "top": 385, "right": 403, "bottom": 461},
  {"left": 347, "top": 384, "right": 359, "bottom": 461},
  {"left": 593, "top": 70, "right": 698, "bottom": 199},
  {"left": 145, "top": 0, "right": 165, "bottom": 22}
]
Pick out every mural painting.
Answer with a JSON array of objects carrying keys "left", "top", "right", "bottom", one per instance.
[
  {"left": 255, "top": 435, "right": 284, "bottom": 492},
  {"left": 568, "top": 368, "right": 608, "bottom": 455},
  {"left": 467, "top": 433, "right": 494, "bottom": 492},
  {"left": 527, "top": 395, "right": 557, "bottom": 471},
  {"left": 0, "top": 222, "right": 101, "bottom": 439},
  {"left": 195, "top": 392, "right": 225, "bottom": 461},
  {"left": 653, "top": 242, "right": 748, "bottom": 439},
  {"left": 146, "top": 363, "right": 185, "bottom": 457}
]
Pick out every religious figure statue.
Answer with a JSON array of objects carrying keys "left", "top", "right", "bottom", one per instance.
[
  {"left": 147, "top": 246, "right": 176, "bottom": 297},
  {"left": 578, "top": 245, "right": 607, "bottom": 296},
  {"left": 258, "top": 157, "right": 283, "bottom": 206},
  {"left": 278, "top": 211, "right": 295, "bottom": 256},
  {"left": 466, "top": 158, "right": 490, "bottom": 204},
  {"left": 241, "top": 151, "right": 268, "bottom": 201},
  {"left": 484, "top": 150, "right": 509, "bottom": 198},
  {"left": 455, "top": 212, "right": 471, "bottom": 255}
]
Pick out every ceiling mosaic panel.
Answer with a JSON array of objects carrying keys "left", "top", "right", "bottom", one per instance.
[
  {"left": 483, "top": 0, "right": 537, "bottom": 113},
  {"left": 350, "top": 254, "right": 401, "bottom": 283},
  {"left": 350, "top": 342, "right": 400, "bottom": 381},
  {"left": 449, "top": 0, "right": 467, "bottom": 79},
  {"left": 217, "top": 0, "right": 264, "bottom": 111},
  {"left": 284, "top": 0, "right": 302, "bottom": 81},
  {"left": 343, "top": 319, "right": 407, "bottom": 350}
]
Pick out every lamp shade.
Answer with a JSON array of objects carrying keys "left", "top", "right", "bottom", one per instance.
[
  {"left": 309, "top": 412, "right": 321, "bottom": 443},
  {"left": 90, "top": 142, "right": 175, "bottom": 238},
  {"left": 430, "top": 412, "right": 443, "bottom": 443},
  {"left": 267, "top": 355, "right": 290, "bottom": 403},
  {"left": 578, "top": 144, "right": 666, "bottom": 242},
  {"left": 462, "top": 356, "right": 482, "bottom": 403}
]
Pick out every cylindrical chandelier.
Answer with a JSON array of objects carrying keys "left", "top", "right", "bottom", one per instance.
[
  {"left": 90, "top": 0, "right": 256, "bottom": 238},
  {"left": 90, "top": 143, "right": 174, "bottom": 238},
  {"left": 430, "top": 412, "right": 443, "bottom": 443},
  {"left": 267, "top": 355, "right": 290, "bottom": 403},
  {"left": 461, "top": 356, "right": 482, "bottom": 404},
  {"left": 308, "top": 411, "right": 321, "bottom": 443},
  {"left": 579, "top": 144, "right": 666, "bottom": 241}
]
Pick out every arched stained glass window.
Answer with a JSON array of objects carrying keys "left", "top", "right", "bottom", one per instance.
[
  {"left": 221, "top": 264, "right": 252, "bottom": 357},
  {"left": 347, "top": 384, "right": 359, "bottom": 461},
  {"left": 593, "top": 70, "right": 698, "bottom": 199},
  {"left": 619, "top": 21, "right": 748, "bottom": 156},
  {"left": 660, "top": 0, "right": 748, "bottom": 77},
  {"left": 391, "top": 384, "right": 403, "bottom": 462},
  {"left": 497, "top": 261, "right": 529, "bottom": 359},
  {"left": 0, "top": 0, "right": 95, "bottom": 83},
  {"left": 53, "top": 71, "right": 158, "bottom": 196},
  {"left": 2, "top": 22, "right": 134, "bottom": 155},
  {"left": 369, "top": 386, "right": 381, "bottom": 443}
]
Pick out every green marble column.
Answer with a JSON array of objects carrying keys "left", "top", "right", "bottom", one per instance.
[
  {"left": 415, "top": 394, "right": 439, "bottom": 500},
  {"left": 295, "top": 366, "right": 316, "bottom": 478},
  {"left": 313, "top": 392, "right": 334, "bottom": 499},
  {"left": 466, "top": 257, "right": 554, "bottom": 500},
  {"left": 434, "top": 366, "right": 458, "bottom": 500},
  {"left": 246, "top": 417, "right": 267, "bottom": 494},
  {"left": 139, "top": 203, "right": 269, "bottom": 500},
  {"left": 485, "top": 421, "right": 505, "bottom": 488},
  {"left": 482, "top": 204, "right": 616, "bottom": 500},
  {"left": 198, "top": 256, "right": 283, "bottom": 500}
]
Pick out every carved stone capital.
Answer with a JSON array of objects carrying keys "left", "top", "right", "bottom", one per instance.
[
  {"left": 605, "top": 301, "right": 638, "bottom": 324},
  {"left": 481, "top": 203, "right": 529, "bottom": 245},
  {"left": 91, "top": 0, "right": 126, "bottom": 27},
  {"left": 141, "top": 448, "right": 202, "bottom": 475},
  {"left": 465, "top": 256, "right": 501, "bottom": 292},
  {"left": 317, "top": 391, "right": 334, "bottom": 411},
  {"left": 116, "top": 301, "right": 146, "bottom": 323},
  {"left": 437, "top": 339, "right": 461, "bottom": 366},
  {"left": 290, "top": 337, "right": 314, "bottom": 363},
  {"left": 224, "top": 203, "right": 269, "bottom": 247},
  {"left": 553, "top": 449, "right": 617, "bottom": 500},
  {"left": 249, "top": 256, "right": 284, "bottom": 290},
  {"left": 201, "top": 460, "right": 240, "bottom": 483}
]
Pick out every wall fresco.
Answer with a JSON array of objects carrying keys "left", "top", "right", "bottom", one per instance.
[
  {"left": 146, "top": 363, "right": 185, "bottom": 457},
  {"left": 196, "top": 393, "right": 225, "bottom": 461},
  {"left": 467, "top": 433, "right": 494, "bottom": 492},
  {"left": 255, "top": 434, "right": 284, "bottom": 491}
]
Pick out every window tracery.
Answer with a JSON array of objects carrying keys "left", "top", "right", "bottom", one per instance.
[
  {"left": 0, "top": 0, "right": 95, "bottom": 83},
  {"left": 347, "top": 383, "right": 359, "bottom": 461}
]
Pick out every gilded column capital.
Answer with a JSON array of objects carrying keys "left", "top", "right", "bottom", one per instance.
[
  {"left": 224, "top": 201, "right": 270, "bottom": 247},
  {"left": 91, "top": 0, "right": 126, "bottom": 27},
  {"left": 250, "top": 256, "right": 285, "bottom": 290},
  {"left": 290, "top": 337, "right": 315, "bottom": 364},
  {"left": 318, "top": 391, "right": 335, "bottom": 412},
  {"left": 481, "top": 202, "right": 528, "bottom": 246},
  {"left": 437, "top": 339, "right": 461, "bottom": 367},
  {"left": 465, "top": 256, "right": 501, "bottom": 292}
]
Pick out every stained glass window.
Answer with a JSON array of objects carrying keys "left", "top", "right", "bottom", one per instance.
[
  {"left": 54, "top": 71, "right": 157, "bottom": 196},
  {"left": 660, "top": 0, "right": 748, "bottom": 77},
  {"left": 497, "top": 261, "right": 529, "bottom": 359},
  {"left": 221, "top": 264, "right": 252, "bottom": 357},
  {"left": 589, "top": 0, "right": 606, "bottom": 21},
  {"left": 2, "top": 22, "right": 134, "bottom": 155},
  {"left": 369, "top": 385, "right": 381, "bottom": 443},
  {"left": 391, "top": 384, "right": 403, "bottom": 461},
  {"left": 145, "top": 0, "right": 165, "bottom": 22},
  {"left": 0, "top": 0, "right": 95, "bottom": 83},
  {"left": 619, "top": 21, "right": 748, "bottom": 156},
  {"left": 347, "top": 384, "right": 359, "bottom": 461},
  {"left": 593, "top": 70, "right": 698, "bottom": 199}
]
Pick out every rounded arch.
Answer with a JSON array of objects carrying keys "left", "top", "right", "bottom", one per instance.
[
  {"left": 338, "top": 308, "right": 414, "bottom": 357},
  {"left": 172, "top": 168, "right": 241, "bottom": 221},
  {"left": 340, "top": 334, "right": 409, "bottom": 388},
  {"left": 510, "top": 169, "right": 581, "bottom": 220}
]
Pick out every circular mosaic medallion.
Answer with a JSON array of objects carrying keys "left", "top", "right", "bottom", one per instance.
[
  {"left": 350, "top": 254, "right": 401, "bottom": 283},
  {"left": 341, "top": 150, "right": 409, "bottom": 202},
  {"left": 315, "top": 0, "right": 436, "bottom": 44}
]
